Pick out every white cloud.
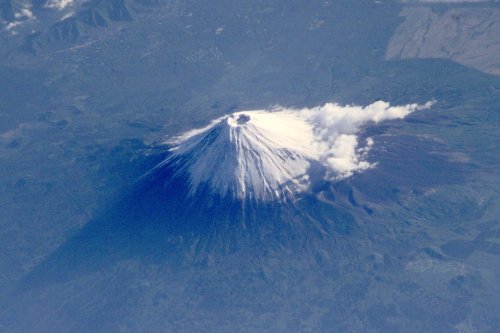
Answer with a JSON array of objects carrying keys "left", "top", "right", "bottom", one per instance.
[
  {"left": 6, "top": 21, "right": 22, "bottom": 31},
  {"left": 45, "top": 0, "right": 75, "bottom": 10},
  {"left": 5, "top": 5, "right": 35, "bottom": 33},
  {"left": 298, "top": 100, "right": 433, "bottom": 179},
  {"left": 324, "top": 134, "right": 370, "bottom": 177},
  {"left": 17, "top": 7, "right": 34, "bottom": 19}
]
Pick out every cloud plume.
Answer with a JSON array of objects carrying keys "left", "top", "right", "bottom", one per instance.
[{"left": 300, "top": 100, "right": 433, "bottom": 179}]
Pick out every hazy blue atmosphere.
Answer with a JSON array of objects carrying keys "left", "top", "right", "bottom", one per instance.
[{"left": 1, "top": 0, "right": 499, "bottom": 332}]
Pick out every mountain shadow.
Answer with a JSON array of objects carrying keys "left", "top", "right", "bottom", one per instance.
[{"left": 17, "top": 149, "right": 358, "bottom": 292}]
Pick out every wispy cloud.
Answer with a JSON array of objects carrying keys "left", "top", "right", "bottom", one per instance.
[
  {"left": 286, "top": 101, "right": 434, "bottom": 179},
  {"left": 45, "top": 0, "right": 75, "bottom": 10}
]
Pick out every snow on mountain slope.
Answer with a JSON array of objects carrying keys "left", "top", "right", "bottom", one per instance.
[{"left": 155, "top": 101, "right": 433, "bottom": 201}]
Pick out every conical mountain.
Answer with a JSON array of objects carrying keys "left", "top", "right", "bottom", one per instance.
[{"left": 156, "top": 111, "right": 321, "bottom": 202}]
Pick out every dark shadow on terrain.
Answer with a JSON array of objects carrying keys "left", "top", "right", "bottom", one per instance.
[
  {"left": 17, "top": 151, "right": 180, "bottom": 290},
  {"left": 17, "top": 150, "right": 340, "bottom": 292}
]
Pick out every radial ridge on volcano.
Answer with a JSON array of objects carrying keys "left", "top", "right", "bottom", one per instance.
[{"left": 154, "top": 101, "right": 433, "bottom": 202}]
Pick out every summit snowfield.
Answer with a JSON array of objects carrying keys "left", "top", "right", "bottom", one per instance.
[{"left": 156, "top": 101, "right": 433, "bottom": 201}]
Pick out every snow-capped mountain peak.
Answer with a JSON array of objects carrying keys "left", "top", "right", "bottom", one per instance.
[
  {"left": 155, "top": 102, "right": 433, "bottom": 202},
  {"left": 162, "top": 111, "right": 319, "bottom": 201}
]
